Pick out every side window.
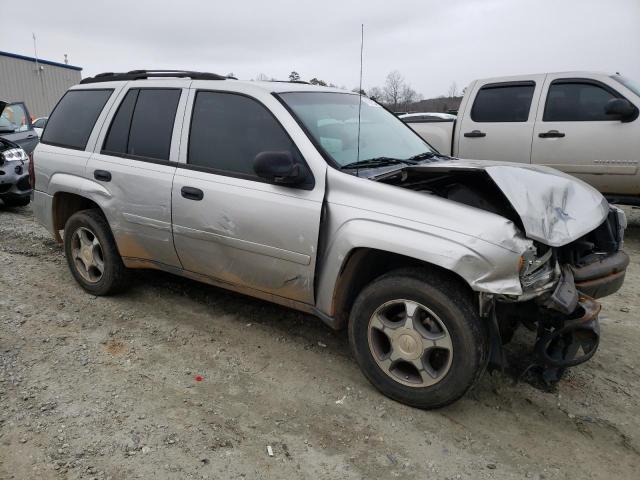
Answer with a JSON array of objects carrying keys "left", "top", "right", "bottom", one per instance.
[
  {"left": 41, "top": 89, "right": 113, "bottom": 149},
  {"left": 470, "top": 83, "right": 535, "bottom": 122},
  {"left": 543, "top": 82, "right": 617, "bottom": 122},
  {"left": 0, "top": 104, "right": 29, "bottom": 132},
  {"left": 102, "top": 89, "right": 181, "bottom": 161},
  {"left": 188, "top": 91, "right": 298, "bottom": 177}
]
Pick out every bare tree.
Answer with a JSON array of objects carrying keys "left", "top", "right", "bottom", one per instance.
[
  {"left": 383, "top": 70, "right": 404, "bottom": 110},
  {"left": 400, "top": 85, "right": 419, "bottom": 109},
  {"left": 367, "top": 86, "right": 384, "bottom": 101},
  {"left": 255, "top": 73, "right": 269, "bottom": 81},
  {"left": 447, "top": 81, "right": 458, "bottom": 98}
]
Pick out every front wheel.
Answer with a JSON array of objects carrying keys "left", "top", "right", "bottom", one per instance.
[{"left": 348, "top": 268, "right": 489, "bottom": 409}]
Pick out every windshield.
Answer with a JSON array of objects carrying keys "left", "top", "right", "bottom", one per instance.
[
  {"left": 279, "top": 92, "right": 433, "bottom": 167},
  {"left": 611, "top": 74, "right": 640, "bottom": 97}
]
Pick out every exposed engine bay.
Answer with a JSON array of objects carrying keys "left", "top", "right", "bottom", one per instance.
[{"left": 373, "top": 161, "right": 629, "bottom": 383}]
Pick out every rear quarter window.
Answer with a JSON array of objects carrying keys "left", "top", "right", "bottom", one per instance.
[{"left": 41, "top": 89, "right": 113, "bottom": 150}]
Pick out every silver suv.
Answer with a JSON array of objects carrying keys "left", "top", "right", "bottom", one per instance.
[{"left": 33, "top": 70, "right": 629, "bottom": 409}]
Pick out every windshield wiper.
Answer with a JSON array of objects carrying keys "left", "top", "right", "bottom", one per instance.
[
  {"left": 408, "top": 151, "right": 436, "bottom": 161},
  {"left": 341, "top": 157, "right": 419, "bottom": 170}
]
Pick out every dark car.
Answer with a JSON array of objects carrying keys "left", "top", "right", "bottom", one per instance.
[
  {"left": 0, "top": 137, "right": 31, "bottom": 206},
  {"left": 0, "top": 100, "right": 39, "bottom": 154}
]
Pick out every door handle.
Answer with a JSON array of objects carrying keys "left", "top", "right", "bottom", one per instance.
[
  {"left": 94, "top": 169, "right": 112, "bottom": 182},
  {"left": 539, "top": 130, "right": 565, "bottom": 138},
  {"left": 181, "top": 186, "right": 204, "bottom": 201},
  {"left": 464, "top": 130, "right": 486, "bottom": 138},
  {"left": 27, "top": 134, "right": 36, "bottom": 138}
]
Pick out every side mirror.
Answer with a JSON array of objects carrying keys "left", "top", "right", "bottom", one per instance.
[
  {"left": 254, "top": 151, "right": 305, "bottom": 185},
  {"left": 605, "top": 98, "right": 638, "bottom": 122}
]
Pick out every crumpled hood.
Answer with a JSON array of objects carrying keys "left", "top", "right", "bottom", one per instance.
[{"left": 392, "top": 158, "right": 610, "bottom": 247}]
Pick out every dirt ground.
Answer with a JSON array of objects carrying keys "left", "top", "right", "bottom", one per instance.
[{"left": 0, "top": 204, "right": 639, "bottom": 480}]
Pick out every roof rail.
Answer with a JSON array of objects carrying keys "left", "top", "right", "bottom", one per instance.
[
  {"left": 268, "top": 79, "right": 311, "bottom": 85},
  {"left": 80, "top": 69, "right": 230, "bottom": 84}
]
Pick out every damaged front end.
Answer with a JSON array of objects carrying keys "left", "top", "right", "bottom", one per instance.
[
  {"left": 496, "top": 206, "right": 628, "bottom": 381},
  {"left": 374, "top": 159, "right": 629, "bottom": 381}
]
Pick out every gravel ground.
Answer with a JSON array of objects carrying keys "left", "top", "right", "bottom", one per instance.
[{"left": 0, "top": 204, "right": 639, "bottom": 479}]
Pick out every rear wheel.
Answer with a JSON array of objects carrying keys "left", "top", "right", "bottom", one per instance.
[
  {"left": 348, "top": 268, "right": 489, "bottom": 409},
  {"left": 63, "top": 209, "right": 129, "bottom": 295}
]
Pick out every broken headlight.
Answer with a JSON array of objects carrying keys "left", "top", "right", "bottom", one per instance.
[{"left": 520, "top": 244, "right": 557, "bottom": 291}]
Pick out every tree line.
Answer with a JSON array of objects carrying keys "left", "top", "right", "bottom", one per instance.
[{"left": 252, "top": 70, "right": 460, "bottom": 112}]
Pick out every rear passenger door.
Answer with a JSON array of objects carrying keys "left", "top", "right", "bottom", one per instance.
[
  {"left": 456, "top": 77, "right": 544, "bottom": 162},
  {"left": 88, "top": 82, "right": 188, "bottom": 268},
  {"left": 171, "top": 89, "right": 323, "bottom": 304}
]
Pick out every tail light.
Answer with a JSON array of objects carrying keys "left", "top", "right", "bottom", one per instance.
[{"left": 28, "top": 152, "right": 35, "bottom": 189}]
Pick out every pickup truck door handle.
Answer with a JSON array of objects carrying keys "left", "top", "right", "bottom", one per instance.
[
  {"left": 26, "top": 134, "right": 37, "bottom": 138},
  {"left": 181, "top": 186, "right": 204, "bottom": 201},
  {"left": 539, "top": 130, "right": 565, "bottom": 138},
  {"left": 464, "top": 130, "right": 486, "bottom": 138},
  {"left": 94, "top": 170, "right": 112, "bottom": 182}
]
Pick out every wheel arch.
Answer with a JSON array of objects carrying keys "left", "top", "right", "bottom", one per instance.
[
  {"left": 51, "top": 191, "right": 107, "bottom": 242},
  {"left": 326, "top": 248, "right": 475, "bottom": 330},
  {"left": 314, "top": 219, "right": 523, "bottom": 329}
]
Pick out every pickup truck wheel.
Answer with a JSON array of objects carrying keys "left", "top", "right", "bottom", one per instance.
[
  {"left": 63, "top": 209, "right": 129, "bottom": 295},
  {"left": 348, "top": 268, "right": 489, "bottom": 409}
]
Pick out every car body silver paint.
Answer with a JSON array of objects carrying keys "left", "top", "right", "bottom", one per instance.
[
  {"left": 382, "top": 159, "right": 609, "bottom": 247},
  {"left": 314, "top": 167, "right": 532, "bottom": 315}
]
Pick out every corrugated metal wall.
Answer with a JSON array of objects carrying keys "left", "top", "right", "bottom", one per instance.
[{"left": 0, "top": 54, "right": 82, "bottom": 118}]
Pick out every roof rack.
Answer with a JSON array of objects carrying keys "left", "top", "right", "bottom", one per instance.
[
  {"left": 80, "top": 69, "right": 231, "bottom": 84},
  {"left": 268, "top": 79, "right": 311, "bottom": 85}
]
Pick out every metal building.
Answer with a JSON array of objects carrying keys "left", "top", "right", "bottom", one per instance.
[{"left": 0, "top": 50, "right": 82, "bottom": 118}]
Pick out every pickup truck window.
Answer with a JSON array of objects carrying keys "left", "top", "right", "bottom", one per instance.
[
  {"left": 279, "top": 92, "right": 431, "bottom": 167},
  {"left": 470, "top": 83, "right": 535, "bottom": 122},
  {"left": 188, "top": 91, "right": 298, "bottom": 177},
  {"left": 543, "top": 82, "right": 616, "bottom": 122},
  {"left": 41, "top": 89, "right": 113, "bottom": 150}
]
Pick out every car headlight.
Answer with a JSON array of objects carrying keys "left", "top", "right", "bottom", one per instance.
[
  {"left": 0, "top": 147, "right": 29, "bottom": 164},
  {"left": 520, "top": 244, "right": 557, "bottom": 290}
]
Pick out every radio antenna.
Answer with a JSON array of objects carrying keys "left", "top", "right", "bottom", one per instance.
[{"left": 356, "top": 24, "right": 364, "bottom": 169}]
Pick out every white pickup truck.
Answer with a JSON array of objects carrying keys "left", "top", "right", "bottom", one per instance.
[{"left": 404, "top": 72, "right": 640, "bottom": 204}]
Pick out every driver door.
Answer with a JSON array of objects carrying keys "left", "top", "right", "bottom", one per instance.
[{"left": 171, "top": 89, "right": 324, "bottom": 304}]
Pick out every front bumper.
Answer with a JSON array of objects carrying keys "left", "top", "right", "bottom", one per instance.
[
  {"left": 572, "top": 250, "right": 629, "bottom": 299},
  {"left": 0, "top": 160, "right": 31, "bottom": 198}
]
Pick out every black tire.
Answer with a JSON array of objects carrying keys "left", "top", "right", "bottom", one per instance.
[
  {"left": 1, "top": 196, "right": 30, "bottom": 207},
  {"left": 63, "top": 209, "right": 130, "bottom": 295},
  {"left": 348, "top": 267, "right": 489, "bottom": 409}
]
